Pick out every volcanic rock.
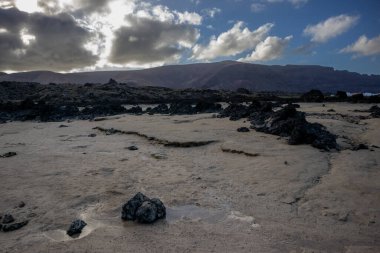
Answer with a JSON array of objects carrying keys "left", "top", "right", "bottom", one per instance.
[
  {"left": 2, "top": 221, "right": 28, "bottom": 232},
  {"left": 169, "top": 102, "right": 195, "bottom": 115},
  {"left": 0, "top": 152, "right": 17, "bottom": 158},
  {"left": 135, "top": 201, "right": 158, "bottom": 223},
  {"left": 2, "top": 214, "right": 15, "bottom": 224},
  {"left": 67, "top": 219, "right": 87, "bottom": 237},
  {"left": 121, "top": 192, "right": 149, "bottom": 220},
  {"left": 369, "top": 105, "right": 380, "bottom": 118},
  {"left": 148, "top": 104, "right": 169, "bottom": 115},
  {"left": 126, "top": 106, "right": 143, "bottom": 114},
  {"left": 301, "top": 89, "right": 324, "bottom": 102},
  {"left": 250, "top": 105, "right": 338, "bottom": 150},
  {"left": 237, "top": 127, "right": 250, "bottom": 132},
  {"left": 121, "top": 192, "right": 166, "bottom": 223},
  {"left": 194, "top": 101, "right": 222, "bottom": 113}
]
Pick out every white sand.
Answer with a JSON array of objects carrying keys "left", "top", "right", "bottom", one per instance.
[{"left": 0, "top": 102, "right": 379, "bottom": 252}]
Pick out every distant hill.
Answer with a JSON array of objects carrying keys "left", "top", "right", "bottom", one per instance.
[{"left": 0, "top": 61, "right": 379, "bottom": 93}]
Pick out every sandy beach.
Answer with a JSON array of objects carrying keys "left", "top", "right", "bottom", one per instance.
[{"left": 1, "top": 102, "right": 379, "bottom": 253}]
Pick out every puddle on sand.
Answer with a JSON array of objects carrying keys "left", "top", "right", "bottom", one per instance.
[
  {"left": 227, "top": 211, "right": 260, "bottom": 228},
  {"left": 166, "top": 205, "right": 225, "bottom": 223},
  {"left": 43, "top": 207, "right": 108, "bottom": 242},
  {"left": 44, "top": 205, "right": 259, "bottom": 242},
  {"left": 167, "top": 205, "right": 260, "bottom": 228}
]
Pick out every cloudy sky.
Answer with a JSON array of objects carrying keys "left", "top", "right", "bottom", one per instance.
[{"left": 0, "top": 0, "right": 379, "bottom": 74}]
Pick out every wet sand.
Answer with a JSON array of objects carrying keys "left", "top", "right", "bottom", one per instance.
[{"left": 0, "top": 102, "right": 379, "bottom": 252}]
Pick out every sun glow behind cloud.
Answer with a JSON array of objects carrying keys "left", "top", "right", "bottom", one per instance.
[{"left": 15, "top": 0, "right": 40, "bottom": 13}]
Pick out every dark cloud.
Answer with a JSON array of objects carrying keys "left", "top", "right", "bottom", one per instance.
[
  {"left": 37, "top": 0, "right": 61, "bottom": 15},
  {"left": 0, "top": 8, "right": 98, "bottom": 71},
  {"left": 37, "top": 0, "right": 110, "bottom": 15},
  {"left": 109, "top": 15, "right": 199, "bottom": 65},
  {"left": 0, "top": 7, "right": 28, "bottom": 32},
  {"left": 76, "top": 0, "right": 110, "bottom": 14}
]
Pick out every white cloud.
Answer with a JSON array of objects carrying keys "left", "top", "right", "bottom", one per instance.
[
  {"left": 202, "top": 7, "right": 221, "bottom": 18},
  {"left": 259, "top": 0, "right": 309, "bottom": 8},
  {"left": 175, "top": 11, "right": 202, "bottom": 25},
  {"left": 341, "top": 35, "right": 380, "bottom": 57},
  {"left": 251, "top": 3, "right": 266, "bottom": 13},
  {"left": 303, "top": 14, "right": 359, "bottom": 43},
  {"left": 288, "top": 0, "right": 308, "bottom": 8},
  {"left": 239, "top": 35, "right": 292, "bottom": 62},
  {"left": 192, "top": 22, "right": 273, "bottom": 60}
]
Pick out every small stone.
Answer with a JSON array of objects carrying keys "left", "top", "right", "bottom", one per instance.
[
  {"left": 88, "top": 133, "right": 97, "bottom": 137},
  {"left": 338, "top": 213, "right": 349, "bottom": 222},
  {"left": 0, "top": 152, "right": 17, "bottom": 158},
  {"left": 352, "top": 144, "right": 369, "bottom": 151},
  {"left": 151, "top": 153, "right": 167, "bottom": 160},
  {"left": 126, "top": 146, "right": 138, "bottom": 151},
  {"left": 2, "top": 214, "right": 15, "bottom": 224},
  {"left": 59, "top": 124, "right": 68, "bottom": 128},
  {"left": 2, "top": 221, "right": 28, "bottom": 232},
  {"left": 18, "top": 201, "right": 26, "bottom": 208},
  {"left": 237, "top": 127, "right": 250, "bottom": 132},
  {"left": 284, "top": 161, "right": 288, "bottom": 165},
  {"left": 67, "top": 219, "right": 87, "bottom": 237}
]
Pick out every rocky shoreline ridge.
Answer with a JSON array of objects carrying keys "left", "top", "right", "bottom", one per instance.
[
  {"left": 1, "top": 81, "right": 379, "bottom": 151},
  {"left": 1, "top": 81, "right": 379, "bottom": 123}
]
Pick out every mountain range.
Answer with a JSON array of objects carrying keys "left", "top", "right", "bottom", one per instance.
[{"left": 1, "top": 61, "right": 379, "bottom": 93}]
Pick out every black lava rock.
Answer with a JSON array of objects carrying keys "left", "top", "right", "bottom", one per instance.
[
  {"left": 107, "top": 78, "right": 118, "bottom": 84},
  {"left": 126, "top": 146, "right": 138, "bottom": 151},
  {"left": 219, "top": 103, "right": 249, "bottom": 121},
  {"left": 135, "top": 201, "right": 158, "bottom": 223},
  {"left": 121, "top": 193, "right": 166, "bottom": 224},
  {"left": 81, "top": 104, "right": 126, "bottom": 118},
  {"left": 2, "top": 214, "right": 15, "bottom": 224},
  {"left": 121, "top": 192, "right": 149, "bottom": 220},
  {"left": 0, "top": 152, "right": 17, "bottom": 158},
  {"left": 194, "top": 101, "right": 222, "bottom": 113},
  {"left": 219, "top": 101, "right": 273, "bottom": 121},
  {"left": 150, "top": 198, "right": 166, "bottom": 219},
  {"left": 369, "top": 105, "right": 380, "bottom": 118},
  {"left": 301, "top": 89, "right": 324, "bottom": 102},
  {"left": 169, "top": 102, "right": 195, "bottom": 115},
  {"left": 67, "top": 219, "right": 87, "bottom": 237},
  {"left": 2, "top": 221, "right": 28, "bottom": 232},
  {"left": 148, "top": 104, "right": 169, "bottom": 115},
  {"left": 336, "top": 91, "right": 348, "bottom": 100},
  {"left": 236, "top": 88, "right": 251, "bottom": 94},
  {"left": 126, "top": 106, "right": 143, "bottom": 114},
  {"left": 352, "top": 144, "right": 369, "bottom": 151},
  {"left": 237, "top": 127, "right": 250, "bottom": 132},
  {"left": 250, "top": 105, "right": 338, "bottom": 150}
]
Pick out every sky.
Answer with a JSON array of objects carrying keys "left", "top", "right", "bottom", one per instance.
[{"left": 0, "top": 0, "right": 379, "bottom": 74}]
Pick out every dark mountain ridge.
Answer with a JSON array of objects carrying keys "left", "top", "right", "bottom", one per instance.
[{"left": 0, "top": 61, "right": 379, "bottom": 93}]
